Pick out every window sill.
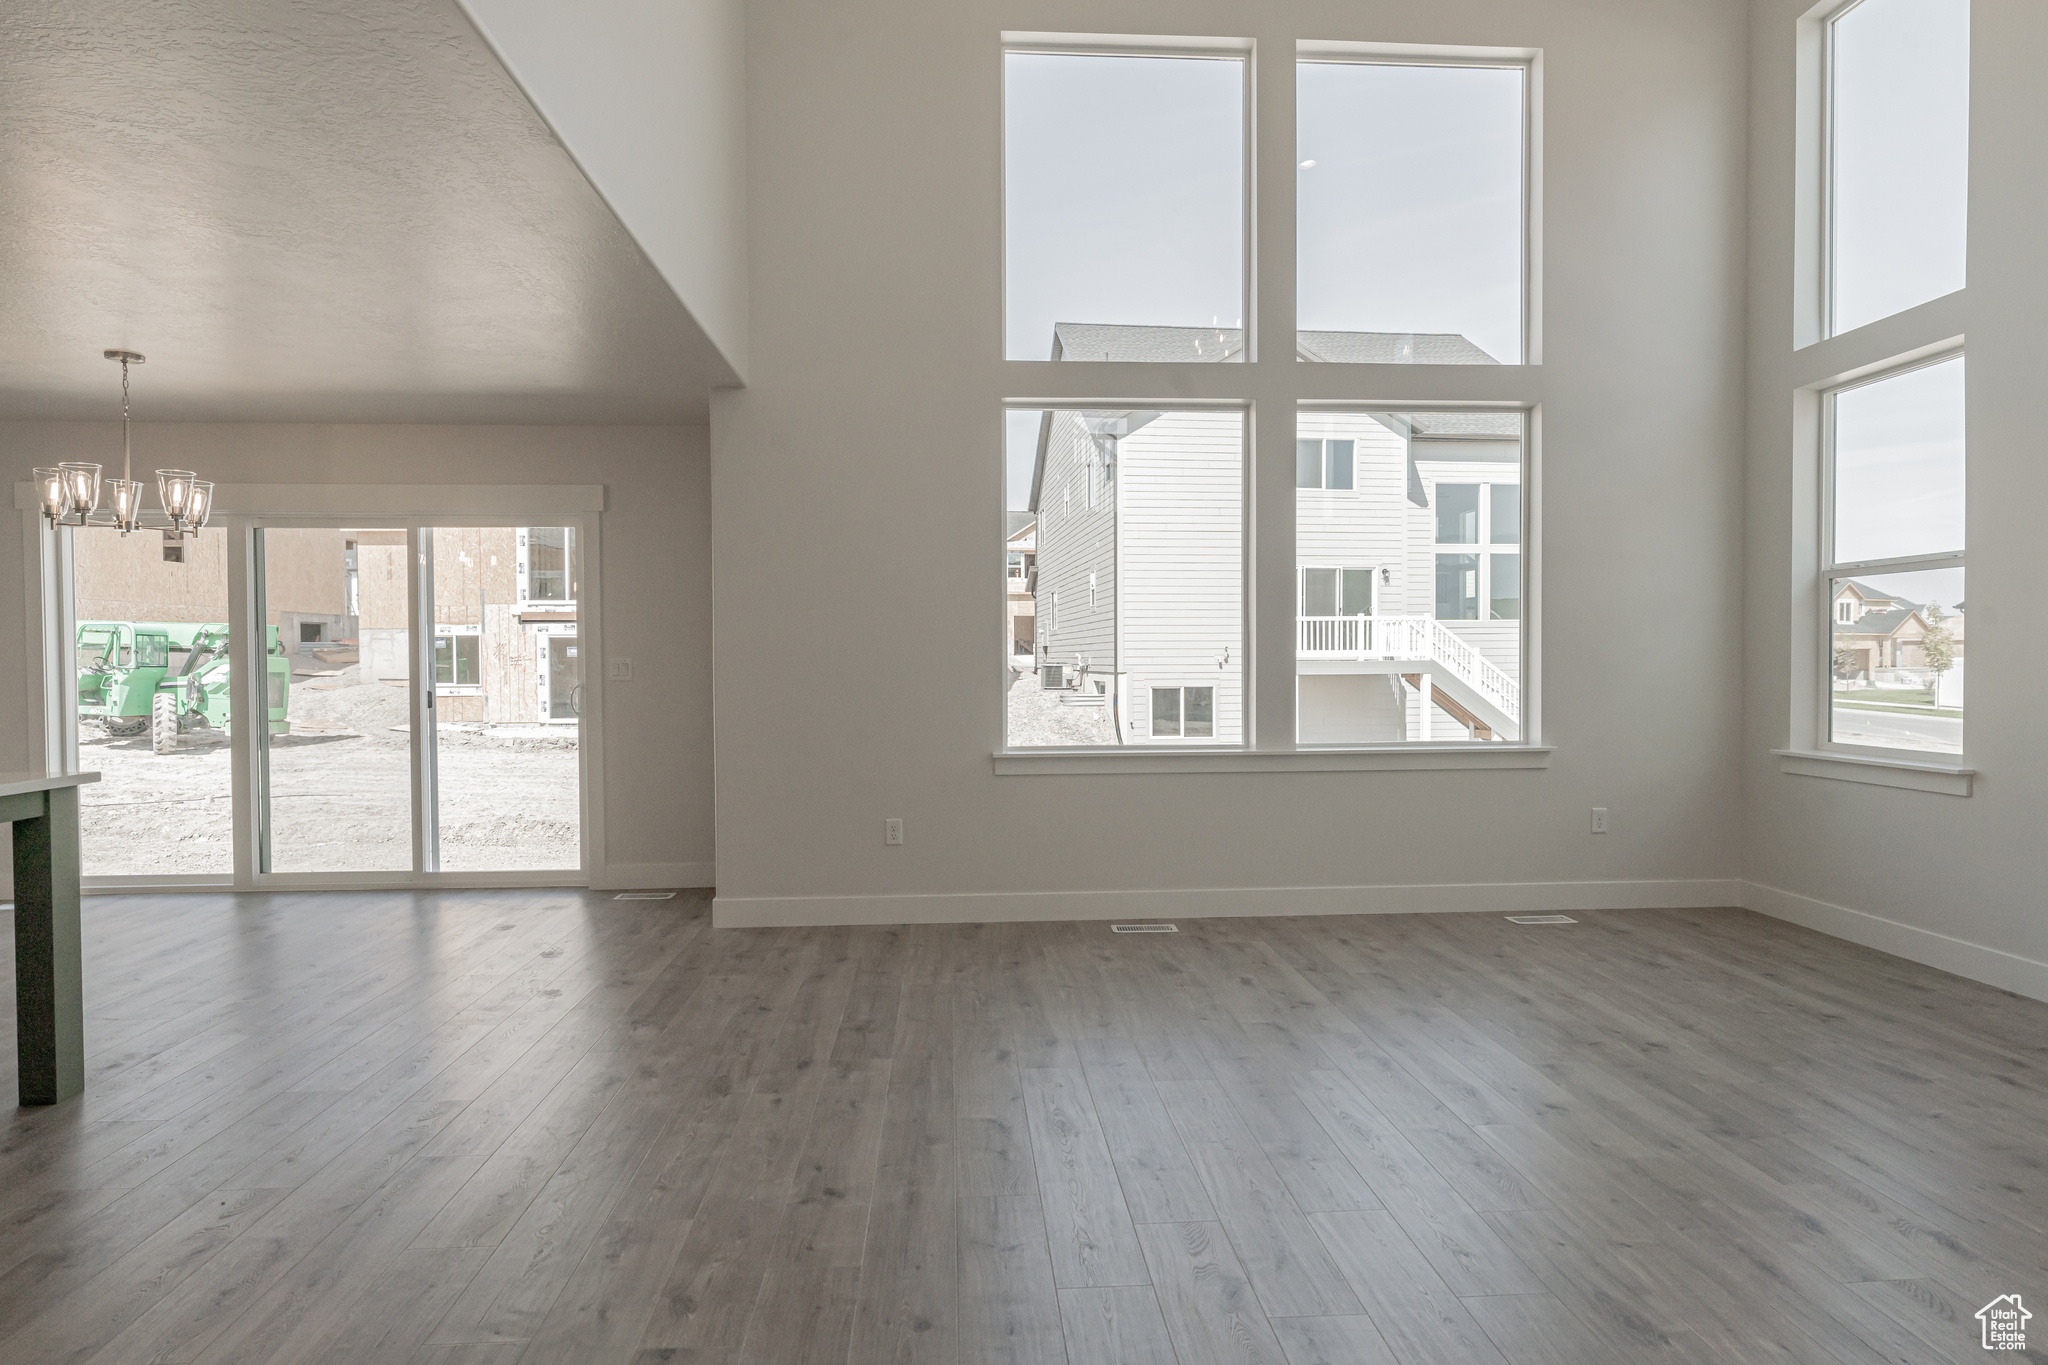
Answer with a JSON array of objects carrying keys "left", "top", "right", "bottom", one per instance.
[
  {"left": 1771, "top": 749, "right": 1972, "bottom": 796},
  {"left": 993, "top": 746, "right": 1552, "bottom": 775}
]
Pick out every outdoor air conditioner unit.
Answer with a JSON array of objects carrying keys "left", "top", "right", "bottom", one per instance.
[{"left": 1040, "top": 664, "right": 1067, "bottom": 690}]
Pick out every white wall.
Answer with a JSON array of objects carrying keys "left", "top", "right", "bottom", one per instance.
[
  {"left": 457, "top": 0, "right": 749, "bottom": 378},
  {"left": 1740, "top": 0, "right": 2048, "bottom": 1000},
  {"left": 712, "top": 0, "right": 1749, "bottom": 924},
  {"left": 0, "top": 421, "right": 714, "bottom": 891}
]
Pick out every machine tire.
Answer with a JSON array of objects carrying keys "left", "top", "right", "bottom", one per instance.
[
  {"left": 151, "top": 693, "right": 178, "bottom": 754},
  {"left": 105, "top": 716, "right": 148, "bottom": 737}
]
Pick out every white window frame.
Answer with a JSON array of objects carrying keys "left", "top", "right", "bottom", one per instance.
[
  {"left": 516, "top": 526, "right": 577, "bottom": 610},
  {"left": 15, "top": 484, "right": 609, "bottom": 889},
  {"left": 1296, "top": 438, "right": 1357, "bottom": 492},
  {"left": 1148, "top": 684, "right": 1217, "bottom": 739},
  {"left": 1797, "top": 0, "right": 1968, "bottom": 347},
  {"left": 1430, "top": 478, "right": 1522, "bottom": 622},
  {"left": 432, "top": 622, "right": 484, "bottom": 697},
  {"left": 1298, "top": 563, "right": 1375, "bottom": 617},
  {"left": 1813, "top": 349, "right": 1965, "bottom": 762},
  {"left": 1296, "top": 46, "right": 1540, "bottom": 367},
  {"left": 995, "top": 35, "right": 1546, "bottom": 773}
]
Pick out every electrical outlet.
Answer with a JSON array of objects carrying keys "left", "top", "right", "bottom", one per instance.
[
  {"left": 607, "top": 658, "right": 631, "bottom": 681},
  {"left": 1591, "top": 807, "right": 1609, "bottom": 834},
  {"left": 884, "top": 818, "right": 904, "bottom": 846}
]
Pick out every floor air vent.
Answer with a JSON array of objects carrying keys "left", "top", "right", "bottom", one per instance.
[
  {"left": 1111, "top": 923, "right": 1178, "bottom": 933},
  {"left": 1506, "top": 914, "right": 1576, "bottom": 925},
  {"left": 614, "top": 891, "right": 678, "bottom": 901}
]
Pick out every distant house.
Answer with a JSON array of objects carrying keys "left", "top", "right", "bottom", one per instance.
[
  {"left": 1026, "top": 323, "right": 1520, "bottom": 744},
  {"left": 1005, "top": 511, "right": 1036, "bottom": 659},
  {"left": 1832, "top": 579, "right": 1963, "bottom": 677}
]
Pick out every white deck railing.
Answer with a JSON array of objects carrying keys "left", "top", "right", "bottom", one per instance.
[{"left": 1297, "top": 615, "right": 1519, "bottom": 723}]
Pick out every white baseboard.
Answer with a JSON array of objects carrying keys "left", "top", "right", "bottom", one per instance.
[
  {"left": 592, "top": 861, "right": 715, "bottom": 892},
  {"left": 713, "top": 878, "right": 1742, "bottom": 928},
  {"left": 1740, "top": 880, "right": 2048, "bottom": 1004}
]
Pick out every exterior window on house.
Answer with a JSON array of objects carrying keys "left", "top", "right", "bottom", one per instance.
[
  {"left": 1826, "top": 0, "right": 1968, "bottom": 335},
  {"left": 1150, "top": 686, "right": 1213, "bottom": 738},
  {"left": 519, "top": 528, "right": 575, "bottom": 605},
  {"left": 1005, "top": 46, "right": 1245, "bottom": 362},
  {"left": 1296, "top": 439, "right": 1354, "bottom": 489},
  {"left": 1298, "top": 57, "right": 1526, "bottom": 364},
  {"left": 1825, "top": 355, "right": 1964, "bottom": 754},
  {"left": 1005, "top": 406, "right": 1244, "bottom": 747},
  {"left": 1297, "top": 411, "right": 1525, "bottom": 746}
]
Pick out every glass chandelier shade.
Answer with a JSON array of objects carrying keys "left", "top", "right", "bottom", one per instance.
[
  {"left": 108, "top": 478, "right": 146, "bottom": 532},
  {"left": 157, "top": 469, "right": 197, "bottom": 528},
  {"left": 32, "top": 468, "right": 68, "bottom": 521},
  {"left": 59, "top": 463, "right": 102, "bottom": 518}
]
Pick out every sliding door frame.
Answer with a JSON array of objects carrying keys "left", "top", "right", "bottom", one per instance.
[{"left": 18, "top": 482, "right": 605, "bottom": 894}]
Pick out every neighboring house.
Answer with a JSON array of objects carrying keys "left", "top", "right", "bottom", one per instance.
[
  {"left": 1831, "top": 579, "right": 1964, "bottom": 677},
  {"left": 1027, "top": 323, "right": 1521, "bottom": 744},
  {"left": 1005, "top": 512, "right": 1036, "bottom": 660}
]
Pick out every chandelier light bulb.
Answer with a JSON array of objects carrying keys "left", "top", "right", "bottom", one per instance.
[
  {"left": 157, "top": 469, "right": 197, "bottom": 529},
  {"left": 59, "top": 463, "right": 102, "bottom": 519},
  {"left": 185, "top": 480, "right": 215, "bottom": 531},
  {"left": 108, "top": 479, "right": 146, "bottom": 532},
  {"left": 33, "top": 469, "right": 68, "bottom": 522}
]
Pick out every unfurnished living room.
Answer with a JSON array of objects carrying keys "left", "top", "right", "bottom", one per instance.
[{"left": 0, "top": 0, "right": 2041, "bottom": 1362}]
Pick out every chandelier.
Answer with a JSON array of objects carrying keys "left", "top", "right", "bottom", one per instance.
[{"left": 34, "top": 351, "right": 212, "bottom": 536}]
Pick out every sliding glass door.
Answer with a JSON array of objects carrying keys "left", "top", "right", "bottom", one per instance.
[
  {"left": 251, "top": 522, "right": 584, "bottom": 879},
  {"left": 255, "top": 527, "right": 415, "bottom": 872},
  {"left": 427, "top": 525, "right": 581, "bottom": 872}
]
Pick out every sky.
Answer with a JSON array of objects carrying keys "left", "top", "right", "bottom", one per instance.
[
  {"left": 1296, "top": 61, "right": 1522, "bottom": 362},
  {"left": 1003, "top": 54, "right": 1522, "bottom": 364},
  {"left": 1832, "top": 356, "right": 1964, "bottom": 607},
  {"left": 1830, "top": 0, "right": 1970, "bottom": 334},
  {"left": 1005, "top": 54, "right": 1243, "bottom": 361}
]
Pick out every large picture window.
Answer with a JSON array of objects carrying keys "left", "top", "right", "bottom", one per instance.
[
  {"left": 997, "top": 38, "right": 1538, "bottom": 761},
  {"left": 1823, "top": 355, "right": 1964, "bottom": 755},
  {"left": 1003, "top": 406, "right": 1244, "bottom": 747},
  {"left": 1826, "top": 0, "right": 1969, "bottom": 335}
]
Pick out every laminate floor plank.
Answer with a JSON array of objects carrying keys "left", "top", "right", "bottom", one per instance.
[
  {"left": 1153, "top": 1075, "right": 1365, "bottom": 1319},
  {"left": 0, "top": 897, "right": 2038, "bottom": 1365},
  {"left": 1268, "top": 1314, "right": 1401, "bottom": 1365},
  {"left": 1058, "top": 1284, "right": 1179, "bottom": 1365},
  {"left": 1019, "top": 1066, "right": 1150, "bottom": 1289},
  {"left": 1135, "top": 1220, "right": 1289, "bottom": 1365},
  {"left": 958, "top": 1195, "right": 1065, "bottom": 1365},
  {"left": 1308, "top": 1210, "right": 1508, "bottom": 1365}
]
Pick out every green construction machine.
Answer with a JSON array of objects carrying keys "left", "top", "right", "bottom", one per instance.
[{"left": 76, "top": 621, "right": 293, "bottom": 754}]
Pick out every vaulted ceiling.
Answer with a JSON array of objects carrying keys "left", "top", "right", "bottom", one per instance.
[{"left": 0, "top": 0, "right": 736, "bottom": 423}]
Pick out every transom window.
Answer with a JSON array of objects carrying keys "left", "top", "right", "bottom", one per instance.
[{"left": 1824, "top": 0, "right": 1969, "bottom": 336}]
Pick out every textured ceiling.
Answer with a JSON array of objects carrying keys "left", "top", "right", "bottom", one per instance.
[{"left": 0, "top": 1, "right": 738, "bottom": 423}]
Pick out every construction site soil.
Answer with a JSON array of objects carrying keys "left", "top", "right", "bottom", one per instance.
[{"left": 78, "top": 664, "right": 580, "bottom": 876}]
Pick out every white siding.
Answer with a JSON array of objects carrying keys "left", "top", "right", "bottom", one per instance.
[
  {"left": 1117, "top": 411, "right": 1244, "bottom": 743},
  {"left": 1032, "top": 412, "right": 1116, "bottom": 686},
  {"left": 1298, "top": 673, "right": 1405, "bottom": 744},
  {"left": 1295, "top": 414, "right": 1408, "bottom": 603}
]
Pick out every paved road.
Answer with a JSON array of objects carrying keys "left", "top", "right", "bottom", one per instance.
[{"left": 1830, "top": 703, "right": 1962, "bottom": 753}]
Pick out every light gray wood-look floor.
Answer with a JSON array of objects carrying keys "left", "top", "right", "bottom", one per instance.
[{"left": 0, "top": 893, "right": 2042, "bottom": 1364}]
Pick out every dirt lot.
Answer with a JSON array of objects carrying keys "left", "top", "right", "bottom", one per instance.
[
  {"left": 1006, "top": 665, "right": 1118, "bottom": 745},
  {"left": 78, "top": 664, "right": 579, "bottom": 876}
]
